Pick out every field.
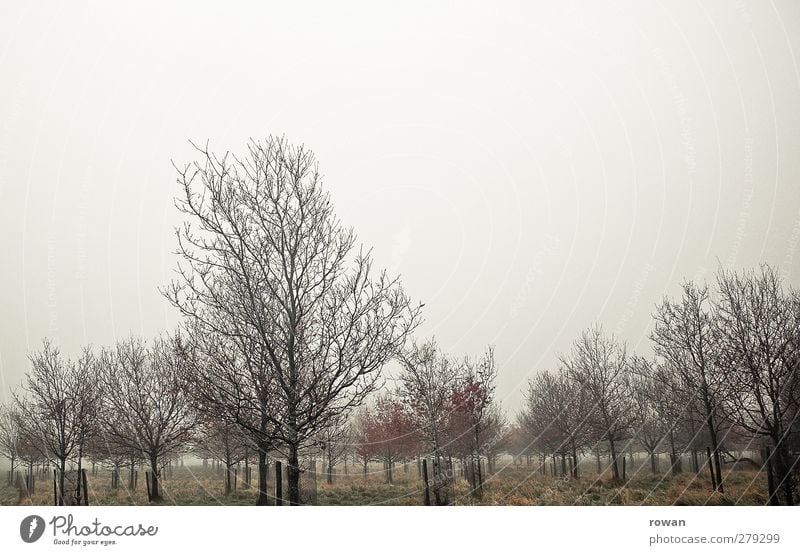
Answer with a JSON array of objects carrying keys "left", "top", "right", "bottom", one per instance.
[{"left": 0, "top": 462, "right": 770, "bottom": 506}]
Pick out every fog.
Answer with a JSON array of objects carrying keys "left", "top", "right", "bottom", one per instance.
[{"left": 1, "top": 0, "right": 799, "bottom": 413}]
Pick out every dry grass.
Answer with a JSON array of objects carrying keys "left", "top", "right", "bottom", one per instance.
[{"left": 0, "top": 464, "right": 770, "bottom": 506}]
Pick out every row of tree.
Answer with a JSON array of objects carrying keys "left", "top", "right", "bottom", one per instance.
[
  {"left": 1, "top": 136, "right": 797, "bottom": 507},
  {"left": 515, "top": 265, "right": 800, "bottom": 505}
]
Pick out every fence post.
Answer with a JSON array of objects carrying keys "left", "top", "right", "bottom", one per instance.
[
  {"left": 422, "top": 459, "right": 431, "bottom": 506},
  {"left": 275, "top": 461, "right": 283, "bottom": 506}
]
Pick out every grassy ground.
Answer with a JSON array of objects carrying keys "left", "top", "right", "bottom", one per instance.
[{"left": 0, "top": 463, "right": 769, "bottom": 506}]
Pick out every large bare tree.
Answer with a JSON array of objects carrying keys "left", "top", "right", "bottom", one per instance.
[
  {"left": 166, "top": 136, "right": 421, "bottom": 505},
  {"left": 96, "top": 337, "right": 196, "bottom": 502},
  {"left": 715, "top": 265, "right": 800, "bottom": 505}
]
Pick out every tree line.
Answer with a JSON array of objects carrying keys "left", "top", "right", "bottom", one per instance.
[
  {"left": 0, "top": 137, "right": 798, "bottom": 506},
  {"left": 515, "top": 266, "right": 800, "bottom": 505}
]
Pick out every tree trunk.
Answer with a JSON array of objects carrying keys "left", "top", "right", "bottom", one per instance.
[
  {"left": 287, "top": 443, "right": 301, "bottom": 505},
  {"left": 224, "top": 463, "right": 232, "bottom": 495},
  {"left": 650, "top": 452, "right": 657, "bottom": 474},
  {"left": 608, "top": 437, "right": 620, "bottom": 482},
  {"left": 58, "top": 457, "right": 66, "bottom": 506},
  {"left": 669, "top": 431, "right": 680, "bottom": 475},
  {"left": 773, "top": 441, "right": 795, "bottom": 506},
  {"left": 256, "top": 447, "right": 269, "bottom": 505},
  {"left": 570, "top": 438, "right": 579, "bottom": 479},
  {"left": 244, "top": 446, "right": 250, "bottom": 488},
  {"left": 74, "top": 447, "right": 84, "bottom": 505},
  {"left": 149, "top": 455, "right": 160, "bottom": 501}
]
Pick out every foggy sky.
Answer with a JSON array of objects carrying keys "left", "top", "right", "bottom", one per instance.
[{"left": 1, "top": 0, "right": 799, "bottom": 412}]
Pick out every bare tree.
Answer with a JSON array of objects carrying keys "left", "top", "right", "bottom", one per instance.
[
  {"left": 352, "top": 407, "right": 377, "bottom": 477},
  {"left": 0, "top": 405, "right": 20, "bottom": 485},
  {"left": 520, "top": 368, "right": 588, "bottom": 478},
  {"left": 195, "top": 418, "right": 249, "bottom": 494},
  {"left": 165, "top": 136, "right": 421, "bottom": 505},
  {"left": 15, "top": 341, "right": 98, "bottom": 505},
  {"left": 632, "top": 358, "right": 689, "bottom": 475},
  {"left": 176, "top": 329, "right": 278, "bottom": 505},
  {"left": 316, "top": 415, "right": 352, "bottom": 485},
  {"left": 628, "top": 358, "right": 671, "bottom": 474},
  {"left": 651, "top": 281, "right": 726, "bottom": 492},
  {"left": 480, "top": 402, "right": 509, "bottom": 474},
  {"left": 455, "top": 346, "right": 498, "bottom": 495},
  {"left": 398, "top": 338, "right": 463, "bottom": 504},
  {"left": 562, "top": 325, "right": 633, "bottom": 483},
  {"left": 715, "top": 265, "right": 800, "bottom": 505},
  {"left": 96, "top": 337, "right": 196, "bottom": 502}
]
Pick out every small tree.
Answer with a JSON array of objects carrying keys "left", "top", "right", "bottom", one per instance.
[
  {"left": 317, "top": 416, "right": 352, "bottom": 485},
  {"left": 195, "top": 418, "right": 249, "bottom": 494},
  {"left": 398, "top": 338, "right": 463, "bottom": 504},
  {"left": 352, "top": 407, "right": 377, "bottom": 477},
  {"left": 16, "top": 341, "right": 99, "bottom": 505},
  {"left": 562, "top": 325, "right": 633, "bottom": 483},
  {"left": 628, "top": 358, "right": 670, "bottom": 474},
  {"left": 367, "top": 395, "right": 415, "bottom": 484},
  {"left": 520, "top": 368, "right": 588, "bottom": 479},
  {"left": 96, "top": 337, "right": 196, "bottom": 502},
  {"left": 451, "top": 346, "right": 497, "bottom": 495},
  {"left": 651, "top": 281, "right": 726, "bottom": 492},
  {"left": 0, "top": 405, "right": 20, "bottom": 485}
]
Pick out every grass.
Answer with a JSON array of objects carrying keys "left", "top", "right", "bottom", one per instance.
[{"left": 0, "top": 463, "right": 769, "bottom": 506}]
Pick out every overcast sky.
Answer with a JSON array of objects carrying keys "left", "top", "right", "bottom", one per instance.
[{"left": 1, "top": 0, "right": 799, "bottom": 412}]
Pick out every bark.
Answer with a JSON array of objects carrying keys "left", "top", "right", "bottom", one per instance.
[
  {"left": 287, "top": 443, "right": 301, "bottom": 505},
  {"left": 224, "top": 463, "right": 232, "bottom": 494},
  {"left": 608, "top": 437, "right": 620, "bottom": 482},
  {"left": 149, "top": 455, "right": 160, "bottom": 501},
  {"left": 58, "top": 457, "right": 66, "bottom": 506},
  {"left": 256, "top": 448, "right": 269, "bottom": 505}
]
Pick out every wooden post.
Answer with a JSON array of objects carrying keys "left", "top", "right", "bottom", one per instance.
[
  {"left": 275, "top": 461, "right": 283, "bottom": 506},
  {"left": 422, "top": 459, "right": 431, "bottom": 506},
  {"left": 706, "top": 447, "right": 717, "bottom": 491},
  {"left": 81, "top": 469, "right": 89, "bottom": 506}
]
